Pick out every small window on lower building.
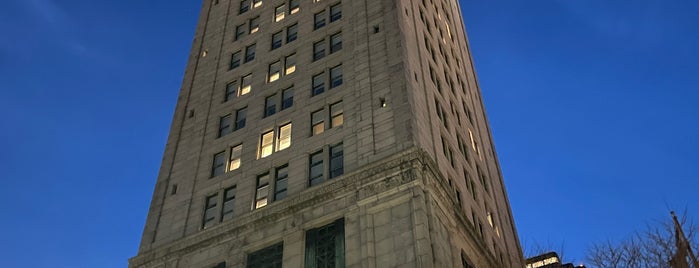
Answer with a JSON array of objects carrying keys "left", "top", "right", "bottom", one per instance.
[
  {"left": 247, "top": 243, "right": 283, "bottom": 268},
  {"left": 254, "top": 173, "right": 270, "bottom": 209},
  {"left": 305, "top": 219, "right": 345, "bottom": 268}
]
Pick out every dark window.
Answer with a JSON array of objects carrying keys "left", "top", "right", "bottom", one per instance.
[
  {"left": 265, "top": 94, "right": 277, "bottom": 117},
  {"left": 245, "top": 44, "right": 256, "bottom": 62},
  {"left": 330, "top": 65, "right": 343, "bottom": 88},
  {"left": 329, "top": 143, "right": 343, "bottom": 178},
  {"left": 330, "top": 3, "right": 342, "bottom": 22},
  {"left": 282, "top": 86, "right": 294, "bottom": 110},
  {"left": 313, "top": 41, "right": 325, "bottom": 61},
  {"left": 314, "top": 11, "right": 326, "bottom": 30},
  {"left": 235, "top": 107, "right": 247, "bottom": 130},
  {"left": 271, "top": 31, "right": 283, "bottom": 50},
  {"left": 274, "top": 164, "right": 289, "bottom": 201},
  {"left": 247, "top": 243, "right": 283, "bottom": 268},
  {"left": 213, "top": 262, "right": 226, "bottom": 268},
  {"left": 225, "top": 80, "right": 238, "bottom": 101},
  {"left": 218, "top": 114, "right": 232, "bottom": 138},
  {"left": 309, "top": 151, "right": 324, "bottom": 186},
  {"left": 202, "top": 193, "right": 218, "bottom": 228},
  {"left": 239, "top": 0, "right": 251, "bottom": 14},
  {"left": 235, "top": 24, "right": 246, "bottom": 41},
  {"left": 312, "top": 72, "right": 325, "bottom": 96},
  {"left": 305, "top": 219, "right": 345, "bottom": 268},
  {"left": 254, "top": 173, "right": 270, "bottom": 209},
  {"left": 461, "top": 252, "right": 474, "bottom": 268},
  {"left": 286, "top": 23, "right": 298, "bottom": 43},
  {"left": 211, "top": 151, "right": 226, "bottom": 177},
  {"left": 230, "top": 51, "right": 242, "bottom": 70},
  {"left": 330, "top": 33, "right": 342, "bottom": 53},
  {"left": 221, "top": 186, "right": 236, "bottom": 221}
]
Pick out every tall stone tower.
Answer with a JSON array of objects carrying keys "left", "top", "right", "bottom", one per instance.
[{"left": 130, "top": 0, "right": 524, "bottom": 267}]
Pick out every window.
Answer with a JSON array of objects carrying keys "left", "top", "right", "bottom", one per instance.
[
  {"left": 218, "top": 114, "right": 232, "bottom": 138},
  {"left": 229, "top": 144, "right": 242, "bottom": 171},
  {"left": 311, "top": 109, "right": 324, "bottom": 135},
  {"left": 235, "top": 24, "right": 246, "bottom": 41},
  {"left": 212, "top": 262, "right": 226, "bottom": 268},
  {"left": 286, "top": 23, "right": 298, "bottom": 43},
  {"left": 274, "top": 164, "right": 288, "bottom": 201},
  {"left": 249, "top": 16, "right": 260, "bottom": 34},
  {"left": 330, "top": 3, "right": 342, "bottom": 22},
  {"left": 312, "top": 72, "right": 325, "bottom": 96},
  {"left": 271, "top": 31, "right": 283, "bottom": 50},
  {"left": 225, "top": 80, "right": 238, "bottom": 101},
  {"left": 330, "top": 64, "right": 343, "bottom": 88},
  {"left": 329, "top": 143, "right": 343, "bottom": 178},
  {"left": 274, "top": 4, "right": 285, "bottom": 22},
  {"left": 330, "top": 101, "right": 343, "bottom": 127},
  {"left": 235, "top": 107, "right": 247, "bottom": 130},
  {"left": 265, "top": 94, "right": 277, "bottom": 117},
  {"left": 230, "top": 51, "right": 241, "bottom": 69},
  {"left": 240, "top": 74, "right": 252, "bottom": 95},
  {"left": 239, "top": 0, "right": 251, "bottom": 14},
  {"left": 247, "top": 243, "right": 283, "bottom": 268},
  {"left": 258, "top": 124, "right": 292, "bottom": 159},
  {"left": 259, "top": 131, "right": 274, "bottom": 158},
  {"left": 313, "top": 40, "right": 325, "bottom": 61},
  {"left": 245, "top": 44, "right": 256, "bottom": 62},
  {"left": 254, "top": 173, "right": 270, "bottom": 209},
  {"left": 252, "top": 0, "right": 262, "bottom": 8},
  {"left": 202, "top": 193, "right": 218, "bottom": 228},
  {"left": 284, "top": 53, "right": 296, "bottom": 75},
  {"left": 461, "top": 252, "right": 474, "bottom": 268},
  {"left": 268, "top": 61, "right": 281, "bottom": 82},
  {"left": 289, "top": 0, "right": 299, "bottom": 14},
  {"left": 282, "top": 86, "right": 294, "bottom": 109},
  {"left": 277, "top": 123, "right": 292, "bottom": 151},
  {"left": 314, "top": 11, "right": 326, "bottom": 30},
  {"left": 221, "top": 186, "right": 236, "bottom": 221},
  {"left": 305, "top": 219, "right": 345, "bottom": 268},
  {"left": 309, "top": 151, "right": 324, "bottom": 186},
  {"left": 330, "top": 32, "right": 342, "bottom": 53},
  {"left": 211, "top": 151, "right": 226, "bottom": 177}
]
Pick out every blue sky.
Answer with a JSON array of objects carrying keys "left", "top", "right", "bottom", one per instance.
[{"left": 0, "top": 0, "right": 697, "bottom": 267}]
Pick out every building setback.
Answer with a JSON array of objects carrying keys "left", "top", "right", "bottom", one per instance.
[{"left": 130, "top": 0, "right": 524, "bottom": 267}]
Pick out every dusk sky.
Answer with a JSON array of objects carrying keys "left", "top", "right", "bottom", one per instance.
[{"left": 1, "top": 0, "right": 697, "bottom": 267}]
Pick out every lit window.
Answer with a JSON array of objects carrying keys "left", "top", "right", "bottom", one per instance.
[
  {"left": 248, "top": 243, "right": 283, "bottom": 268},
  {"left": 286, "top": 23, "right": 298, "bottom": 43},
  {"left": 312, "top": 72, "right": 325, "bottom": 96},
  {"left": 239, "top": 0, "right": 250, "bottom": 14},
  {"left": 235, "top": 24, "right": 246, "bottom": 41},
  {"left": 264, "top": 94, "right": 277, "bottom": 117},
  {"left": 268, "top": 61, "right": 281, "bottom": 82},
  {"left": 254, "top": 173, "right": 269, "bottom": 209},
  {"left": 289, "top": 0, "right": 300, "bottom": 14},
  {"left": 284, "top": 53, "right": 296, "bottom": 75},
  {"left": 330, "top": 32, "right": 342, "bottom": 53},
  {"left": 229, "top": 144, "right": 242, "bottom": 171},
  {"left": 252, "top": 0, "right": 262, "bottom": 8},
  {"left": 245, "top": 43, "right": 256, "bottom": 62},
  {"left": 271, "top": 31, "right": 282, "bottom": 50},
  {"left": 313, "top": 40, "right": 325, "bottom": 61},
  {"left": 211, "top": 151, "right": 226, "bottom": 177},
  {"left": 240, "top": 74, "right": 252, "bottom": 95},
  {"left": 314, "top": 11, "right": 326, "bottom": 30},
  {"left": 330, "top": 64, "right": 343, "bottom": 88},
  {"left": 309, "top": 151, "right": 324, "bottom": 186},
  {"left": 274, "top": 4, "right": 285, "bottom": 22},
  {"left": 259, "top": 131, "right": 274, "bottom": 158},
  {"left": 249, "top": 16, "right": 260, "bottom": 34},
  {"left": 224, "top": 80, "right": 238, "bottom": 101},
  {"left": 330, "top": 101, "right": 343, "bottom": 128},
  {"left": 305, "top": 219, "right": 345, "bottom": 268},
  {"left": 329, "top": 143, "right": 343, "bottom": 178},
  {"left": 202, "top": 193, "right": 218, "bottom": 228},
  {"left": 218, "top": 114, "right": 232, "bottom": 138},
  {"left": 281, "top": 86, "right": 294, "bottom": 110},
  {"left": 230, "top": 51, "right": 241, "bottom": 70},
  {"left": 277, "top": 123, "right": 292, "bottom": 151},
  {"left": 311, "top": 109, "right": 324, "bottom": 135},
  {"left": 235, "top": 107, "right": 247, "bottom": 130},
  {"left": 221, "top": 186, "right": 235, "bottom": 221},
  {"left": 274, "top": 164, "right": 288, "bottom": 201},
  {"left": 330, "top": 3, "right": 342, "bottom": 22}
]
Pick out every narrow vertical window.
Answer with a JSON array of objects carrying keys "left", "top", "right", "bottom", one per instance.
[
  {"left": 275, "top": 4, "right": 286, "bottom": 22},
  {"left": 289, "top": 0, "right": 300, "bottom": 14},
  {"left": 202, "top": 194, "right": 218, "bottom": 228},
  {"left": 330, "top": 101, "right": 343, "bottom": 128},
  {"left": 277, "top": 123, "right": 292, "bottom": 151},
  {"left": 284, "top": 53, "right": 296, "bottom": 75},
  {"left": 264, "top": 94, "right": 277, "bottom": 117},
  {"left": 312, "top": 72, "right": 325, "bottom": 96},
  {"left": 239, "top": 0, "right": 251, "bottom": 14},
  {"left": 240, "top": 74, "right": 252, "bottom": 95},
  {"left": 211, "top": 151, "right": 226, "bottom": 177},
  {"left": 271, "top": 31, "right": 283, "bottom": 50},
  {"left": 268, "top": 61, "right": 281, "bottom": 82},
  {"left": 305, "top": 219, "right": 345, "bottom": 268},
  {"left": 330, "top": 3, "right": 342, "bottom": 22},
  {"left": 330, "top": 64, "right": 343, "bottom": 88},
  {"left": 329, "top": 143, "right": 343, "bottom": 178},
  {"left": 218, "top": 114, "right": 232, "bottom": 138},
  {"left": 221, "top": 186, "right": 236, "bottom": 221},
  {"left": 230, "top": 51, "right": 242, "bottom": 70},
  {"left": 281, "top": 86, "right": 294, "bottom": 110},
  {"left": 286, "top": 23, "right": 298, "bottom": 43},
  {"left": 235, "top": 24, "right": 246, "bottom": 41},
  {"left": 274, "top": 164, "right": 289, "bottom": 201},
  {"left": 235, "top": 107, "right": 247, "bottom": 130},
  {"left": 225, "top": 80, "right": 238, "bottom": 101},
  {"left": 229, "top": 144, "right": 242, "bottom": 171},
  {"left": 249, "top": 16, "right": 260, "bottom": 34},
  {"left": 330, "top": 32, "right": 342, "bottom": 53},
  {"left": 259, "top": 131, "right": 274, "bottom": 159},
  {"left": 313, "top": 41, "right": 325, "bottom": 61},
  {"left": 314, "top": 11, "right": 326, "bottom": 30},
  {"left": 245, "top": 44, "right": 256, "bottom": 62},
  {"left": 254, "top": 173, "right": 270, "bottom": 209},
  {"left": 309, "top": 151, "right": 324, "bottom": 186},
  {"left": 311, "top": 109, "right": 325, "bottom": 135}
]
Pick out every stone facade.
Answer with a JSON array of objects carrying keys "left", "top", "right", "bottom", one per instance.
[{"left": 131, "top": 0, "right": 524, "bottom": 267}]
